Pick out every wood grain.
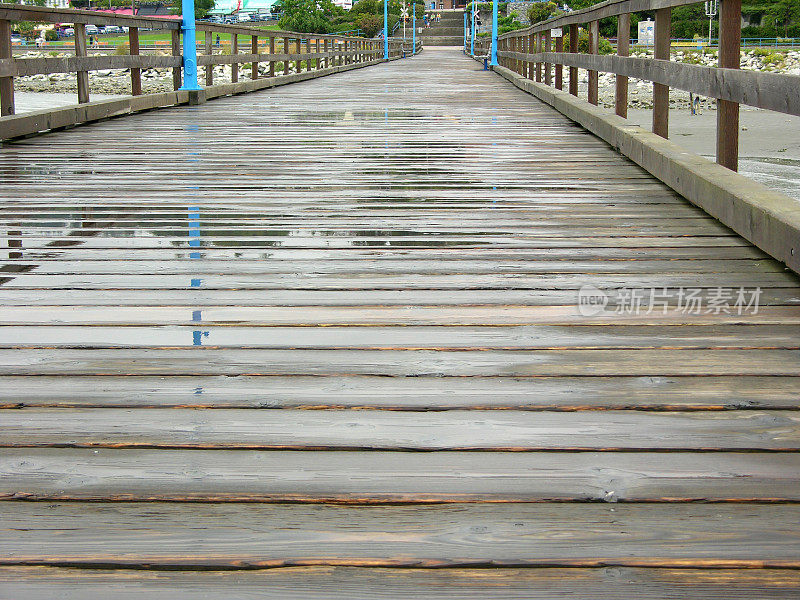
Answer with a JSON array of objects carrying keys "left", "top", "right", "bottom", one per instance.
[
  {"left": 2, "top": 567, "right": 800, "bottom": 600},
  {"left": 1, "top": 48, "right": 798, "bottom": 589},
  {"left": 2, "top": 503, "right": 800, "bottom": 567},
  {"left": 3, "top": 408, "right": 799, "bottom": 450}
]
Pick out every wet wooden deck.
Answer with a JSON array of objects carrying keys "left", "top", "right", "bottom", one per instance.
[{"left": 1, "top": 48, "right": 799, "bottom": 598}]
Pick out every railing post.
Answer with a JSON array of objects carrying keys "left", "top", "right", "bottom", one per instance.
[
  {"left": 588, "top": 20, "right": 598, "bottom": 105},
  {"left": 568, "top": 23, "right": 578, "bottom": 96},
  {"left": 652, "top": 7, "right": 670, "bottom": 138},
  {"left": 231, "top": 33, "right": 238, "bottom": 83},
  {"left": 269, "top": 36, "right": 276, "bottom": 76},
  {"left": 555, "top": 29, "right": 563, "bottom": 90},
  {"left": 535, "top": 33, "right": 542, "bottom": 83},
  {"left": 315, "top": 38, "right": 321, "bottom": 70},
  {"left": 74, "top": 23, "right": 90, "bottom": 104},
  {"left": 171, "top": 29, "right": 182, "bottom": 90},
  {"left": 179, "top": 0, "right": 201, "bottom": 90},
  {"left": 615, "top": 13, "right": 629, "bottom": 118},
  {"left": 528, "top": 31, "right": 535, "bottom": 80},
  {"left": 544, "top": 29, "right": 552, "bottom": 86},
  {"left": 306, "top": 39, "right": 313, "bottom": 71},
  {"left": 0, "top": 19, "right": 14, "bottom": 116},
  {"left": 204, "top": 30, "right": 213, "bottom": 86},
  {"left": 717, "top": 0, "right": 741, "bottom": 171},
  {"left": 129, "top": 27, "right": 141, "bottom": 96},
  {"left": 251, "top": 35, "right": 258, "bottom": 80},
  {"left": 521, "top": 33, "right": 528, "bottom": 78},
  {"left": 283, "top": 37, "right": 290, "bottom": 75}
]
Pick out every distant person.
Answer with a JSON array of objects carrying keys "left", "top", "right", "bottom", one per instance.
[{"left": 216, "top": 34, "right": 220, "bottom": 47}]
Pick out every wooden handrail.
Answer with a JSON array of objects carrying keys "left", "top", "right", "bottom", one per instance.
[
  {"left": 0, "top": 2, "right": 418, "bottom": 126},
  {"left": 489, "top": 0, "right": 797, "bottom": 172}
]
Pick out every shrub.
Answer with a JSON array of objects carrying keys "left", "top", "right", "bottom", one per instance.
[
  {"left": 563, "top": 30, "right": 614, "bottom": 55},
  {"left": 44, "top": 29, "right": 59, "bottom": 41},
  {"left": 115, "top": 42, "right": 129, "bottom": 55}
]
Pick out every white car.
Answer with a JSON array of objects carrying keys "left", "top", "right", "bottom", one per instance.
[
  {"left": 85, "top": 24, "right": 99, "bottom": 35},
  {"left": 237, "top": 13, "right": 251, "bottom": 22}
]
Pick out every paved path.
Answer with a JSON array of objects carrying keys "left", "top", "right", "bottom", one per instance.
[{"left": 1, "top": 48, "right": 799, "bottom": 598}]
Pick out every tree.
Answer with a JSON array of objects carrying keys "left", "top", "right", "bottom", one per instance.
[
  {"left": 766, "top": 0, "right": 800, "bottom": 37},
  {"left": 527, "top": 1, "right": 558, "bottom": 25},
  {"left": 279, "top": 0, "right": 341, "bottom": 33},
  {"left": 195, "top": 0, "right": 215, "bottom": 18}
]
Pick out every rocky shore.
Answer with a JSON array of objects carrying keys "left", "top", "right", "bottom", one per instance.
[{"left": 13, "top": 48, "right": 800, "bottom": 110}]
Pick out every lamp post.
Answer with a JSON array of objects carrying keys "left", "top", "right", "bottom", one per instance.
[
  {"left": 412, "top": 5, "right": 416, "bottom": 54},
  {"left": 383, "top": 0, "right": 389, "bottom": 59},
  {"left": 490, "top": 0, "right": 498, "bottom": 65},
  {"left": 470, "top": 0, "right": 475, "bottom": 56},
  {"left": 705, "top": 0, "right": 717, "bottom": 47},
  {"left": 179, "top": 0, "right": 201, "bottom": 90}
]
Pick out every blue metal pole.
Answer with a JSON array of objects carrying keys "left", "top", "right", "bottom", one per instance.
[
  {"left": 412, "top": 8, "right": 415, "bottom": 54},
  {"left": 383, "top": 0, "right": 389, "bottom": 59},
  {"left": 179, "top": 0, "right": 201, "bottom": 90},
  {"left": 490, "top": 0, "right": 498, "bottom": 65},
  {"left": 470, "top": 2, "right": 475, "bottom": 56}
]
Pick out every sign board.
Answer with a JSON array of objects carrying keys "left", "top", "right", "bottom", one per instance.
[
  {"left": 638, "top": 19, "right": 654, "bottom": 45},
  {"left": 550, "top": 28, "right": 562, "bottom": 37}
]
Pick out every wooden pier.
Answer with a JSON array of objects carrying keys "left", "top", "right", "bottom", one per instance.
[{"left": 1, "top": 48, "right": 800, "bottom": 597}]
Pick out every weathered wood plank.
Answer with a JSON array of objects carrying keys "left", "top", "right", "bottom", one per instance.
[
  {"left": 2, "top": 348, "right": 800, "bottom": 376},
  {"left": 2, "top": 566, "right": 800, "bottom": 600},
  {"left": 1, "top": 325, "right": 799, "bottom": 350},
  {"left": 2, "top": 503, "right": 800, "bottom": 566},
  {"left": 1, "top": 374, "right": 797, "bottom": 410},
  {"left": 2, "top": 409, "right": 799, "bottom": 450}
]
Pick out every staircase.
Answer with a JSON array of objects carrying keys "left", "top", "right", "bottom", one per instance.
[{"left": 419, "top": 9, "right": 464, "bottom": 47}]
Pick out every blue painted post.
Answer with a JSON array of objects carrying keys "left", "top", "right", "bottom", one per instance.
[
  {"left": 490, "top": 0, "right": 498, "bottom": 65},
  {"left": 383, "top": 0, "right": 389, "bottom": 59},
  {"left": 179, "top": 0, "right": 201, "bottom": 90},
  {"left": 412, "top": 8, "right": 416, "bottom": 54},
  {"left": 470, "top": 2, "right": 475, "bottom": 56}
]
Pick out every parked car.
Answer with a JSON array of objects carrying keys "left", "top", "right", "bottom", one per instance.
[
  {"left": 85, "top": 24, "right": 99, "bottom": 35},
  {"left": 237, "top": 13, "right": 251, "bottom": 23},
  {"left": 63, "top": 27, "right": 74, "bottom": 36},
  {"left": 103, "top": 25, "right": 123, "bottom": 34},
  {"left": 10, "top": 33, "right": 23, "bottom": 44}
]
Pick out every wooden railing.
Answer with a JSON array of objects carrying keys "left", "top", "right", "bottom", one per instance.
[
  {"left": 481, "top": 0, "right": 799, "bottom": 172},
  {"left": 0, "top": 3, "right": 417, "bottom": 120}
]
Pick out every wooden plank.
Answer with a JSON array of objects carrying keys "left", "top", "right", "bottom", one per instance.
[
  {"left": 2, "top": 375, "right": 798, "bottom": 410},
  {"left": 2, "top": 324, "right": 799, "bottom": 350},
  {"left": 1, "top": 306, "right": 798, "bottom": 326},
  {"left": 2, "top": 348, "right": 800, "bottom": 376},
  {"left": 2, "top": 273, "right": 795, "bottom": 290},
  {"left": 0, "top": 257, "right": 787, "bottom": 274},
  {"left": 0, "top": 5, "right": 181, "bottom": 29},
  {"left": 3, "top": 409, "right": 799, "bottom": 451},
  {"left": 2, "top": 503, "right": 800, "bottom": 566},
  {"left": 2, "top": 566, "right": 800, "bottom": 600}
]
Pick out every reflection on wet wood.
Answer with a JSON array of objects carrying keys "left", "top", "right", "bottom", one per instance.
[{"left": 0, "top": 49, "right": 798, "bottom": 595}]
